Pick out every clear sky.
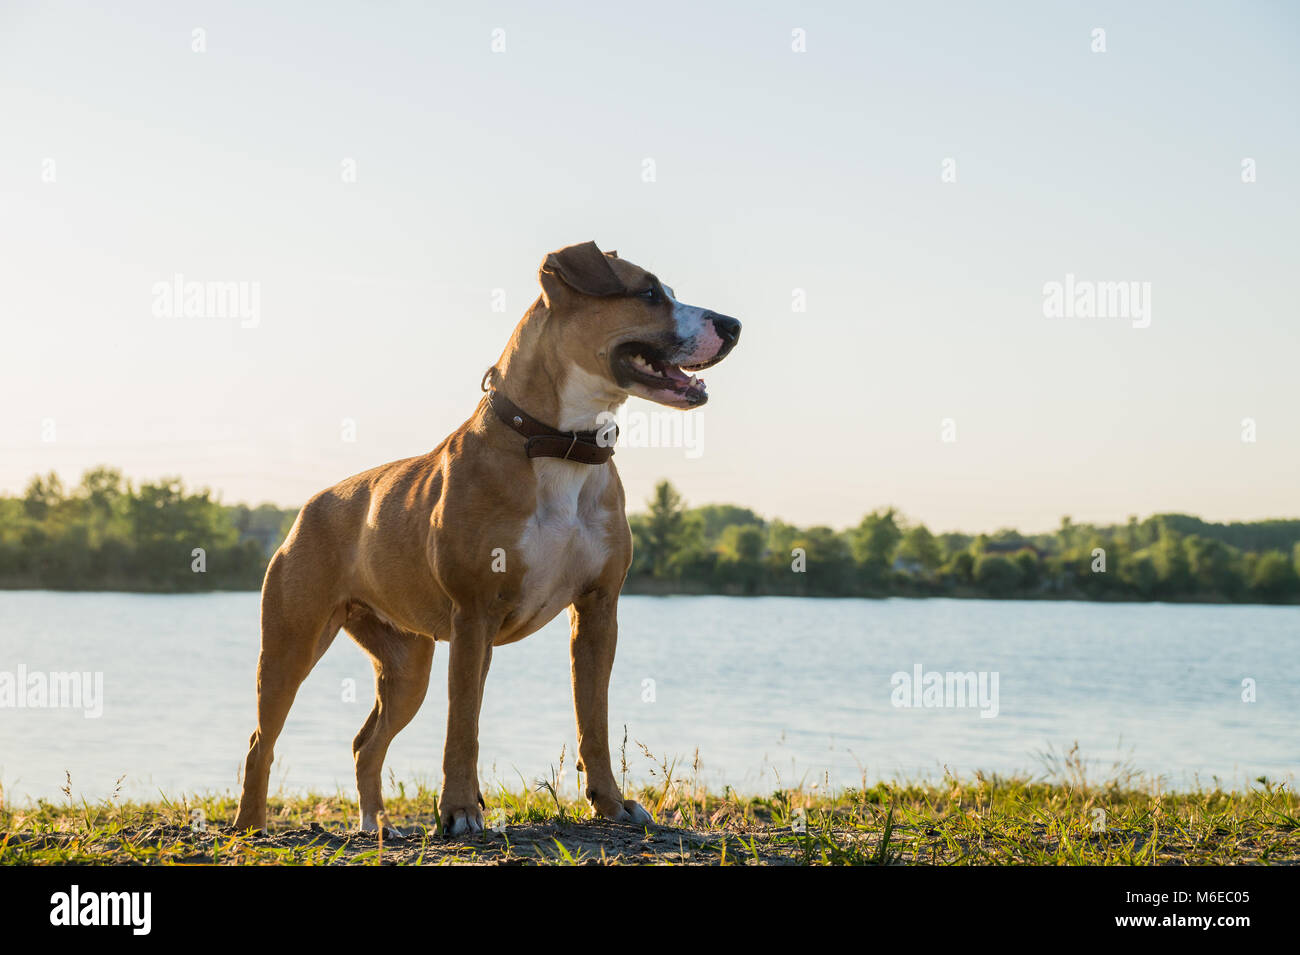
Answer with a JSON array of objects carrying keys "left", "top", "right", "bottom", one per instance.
[{"left": 2, "top": 1, "right": 1297, "bottom": 534}]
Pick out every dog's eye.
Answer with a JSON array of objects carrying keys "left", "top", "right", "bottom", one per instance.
[{"left": 638, "top": 288, "right": 659, "bottom": 304}]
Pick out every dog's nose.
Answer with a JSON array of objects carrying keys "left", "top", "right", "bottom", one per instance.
[{"left": 709, "top": 314, "right": 741, "bottom": 345}]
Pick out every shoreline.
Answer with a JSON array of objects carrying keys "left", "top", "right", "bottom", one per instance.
[{"left": 2, "top": 584, "right": 1297, "bottom": 608}]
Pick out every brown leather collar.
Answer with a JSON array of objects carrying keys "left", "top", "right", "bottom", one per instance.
[{"left": 486, "top": 390, "right": 617, "bottom": 465}]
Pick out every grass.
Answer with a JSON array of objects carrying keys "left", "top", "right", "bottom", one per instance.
[{"left": 3, "top": 759, "right": 1297, "bottom": 865}]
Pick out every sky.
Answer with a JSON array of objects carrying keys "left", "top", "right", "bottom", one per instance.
[{"left": 1, "top": 0, "right": 1297, "bottom": 534}]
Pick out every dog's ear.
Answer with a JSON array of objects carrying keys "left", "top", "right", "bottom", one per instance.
[{"left": 539, "top": 241, "right": 626, "bottom": 306}]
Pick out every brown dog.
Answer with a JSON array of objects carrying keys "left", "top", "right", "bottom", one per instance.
[{"left": 233, "top": 241, "right": 740, "bottom": 834}]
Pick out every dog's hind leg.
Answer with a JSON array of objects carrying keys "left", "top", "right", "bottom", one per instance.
[
  {"left": 347, "top": 611, "right": 435, "bottom": 835},
  {"left": 233, "top": 552, "right": 345, "bottom": 831}
]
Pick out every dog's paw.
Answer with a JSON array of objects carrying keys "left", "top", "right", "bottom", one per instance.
[
  {"left": 610, "top": 800, "right": 655, "bottom": 827},
  {"left": 443, "top": 807, "right": 484, "bottom": 837},
  {"left": 358, "top": 815, "right": 406, "bottom": 839}
]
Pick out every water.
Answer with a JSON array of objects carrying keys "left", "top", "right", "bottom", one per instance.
[{"left": 0, "top": 592, "right": 1295, "bottom": 803}]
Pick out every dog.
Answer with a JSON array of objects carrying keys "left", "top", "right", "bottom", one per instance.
[{"left": 233, "top": 241, "right": 740, "bottom": 835}]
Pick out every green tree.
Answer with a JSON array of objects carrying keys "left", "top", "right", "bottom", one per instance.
[
  {"left": 1056, "top": 516, "right": 1075, "bottom": 553},
  {"left": 23, "top": 472, "right": 65, "bottom": 521},
  {"left": 1013, "top": 549, "right": 1040, "bottom": 589},
  {"left": 1250, "top": 551, "right": 1299, "bottom": 602},
  {"left": 851, "top": 508, "right": 902, "bottom": 582},
  {"left": 1119, "top": 551, "right": 1159, "bottom": 598},
  {"left": 641, "top": 480, "right": 688, "bottom": 578},
  {"left": 945, "top": 550, "right": 975, "bottom": 584},
  {"left": 714, "top": 523, "right": 765, "bottom": 592},
  {"left": 974, "top": 554, "right": 1021, "bottom": 596},
  {"left": 627, "top": 513, "right": 653, "bottom": 576},
  {"left": 1151, "top": 523, "right": 1192, "bottom": 596},
  {"left": 693, "top": 504, "right": 765, "bottom": 544},
  {"left": 1184, "top": 535, "right": 1244, "bottom": 599},
  {"left": 896, "top": 524, "right": 943, "bottom": 573},
  {"left": 126, "top": 478, "right": 237, "bottom": 589},
  {"left": 666, "top": 512, "right": 713, "bottom": 582},
  {"left": 790, "top": 526, "right": 856, "bottom": 595},
  {"left": 76, "top": 467, "right": 129, "bottom": 549}
]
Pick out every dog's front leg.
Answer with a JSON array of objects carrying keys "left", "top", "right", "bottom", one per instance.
[
  {"left": 440, "top": 610, "right": 494, "bottom": 836},
  {"left": 570, "top": 587, "right": 655, "bottom": 826}
]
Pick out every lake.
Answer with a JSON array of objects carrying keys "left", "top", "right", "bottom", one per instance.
[{"left": 0, "top": 592, "right": 1295, "bottom": 804}]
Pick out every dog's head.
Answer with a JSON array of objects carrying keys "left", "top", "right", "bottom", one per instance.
[{"left": 537, "top": 241, "right": 741, "bottom": 409}]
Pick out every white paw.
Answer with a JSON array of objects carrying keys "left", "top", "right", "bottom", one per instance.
[
  {"left": 359, "top": 815, "right": 404, "bottom": 839},
  {"left": 613, "top": 800, "right": 655, "bottom": 827},
  {"left": 446, "top": 810, "right": 484, "bottom": 836}
]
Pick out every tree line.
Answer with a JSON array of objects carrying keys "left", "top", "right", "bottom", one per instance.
[
  {"left": 2, "top": 469, "right": 1298, "bottom": 603},
  {"left": 625, "top": 482, "right": 1300, "bottom": 603},
  {"left": 0, "top": 468, "right": 291, "bottom": 591}
]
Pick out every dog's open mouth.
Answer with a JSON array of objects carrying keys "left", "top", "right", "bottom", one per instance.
[{"left": 612, "top": 342, "right": 712, "bottom": 406}]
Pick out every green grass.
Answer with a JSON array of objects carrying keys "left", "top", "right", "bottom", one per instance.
[{"left": 3, "top": 766, "right": 1296, "bottom": 865}]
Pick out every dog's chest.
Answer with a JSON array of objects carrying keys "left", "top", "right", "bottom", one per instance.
[{"left": 507, "top": 461, "right": 612, "bottom": 638}]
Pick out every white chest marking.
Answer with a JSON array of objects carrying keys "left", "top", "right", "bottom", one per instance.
[{"left": 512, "top": 459, "right": 612, "bottom": 637}]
